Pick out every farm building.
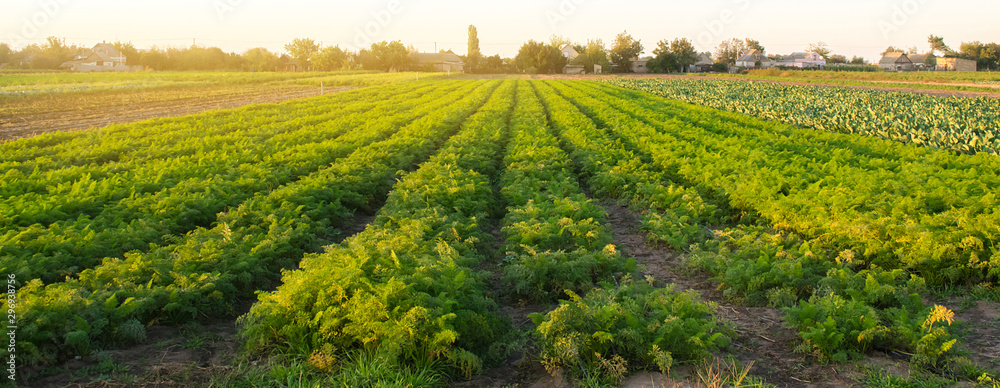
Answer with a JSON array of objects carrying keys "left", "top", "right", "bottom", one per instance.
[
  {"left": 908, "top": 53, "right": 937, "bottom": 70},
  {"left": 59, "top": 43, "right": 135, "bottom": 72},
  {"left": 878, "top": 52, "right": 913, "bottom": 71},
  {"left": 776, "top": 52, "right": 827, "bottom": 68},
  {"left": 410, "top": 51, "right": 465, "bottom": 72},
  {"left": 630, "top": 56, "right": 652, "bottom": 73},
  {"left": 689, "top": 52, "right": 714, "bottom": 73},
  {"left": 937, "top": 57, "right": 977, "bottom": 72},
  {"left": 564, "top": 65, "right": 586, "bottom": 74},
  {"left": 735, "top": 49, "right": 774, "bottom": 69}
]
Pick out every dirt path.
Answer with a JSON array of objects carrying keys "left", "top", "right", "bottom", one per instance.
[
  {"left": 537, "top": 74, "right": 1000, "bottom": 99},
  {"left": 0, "top": 86, "right": 356, "bottom": 141}
]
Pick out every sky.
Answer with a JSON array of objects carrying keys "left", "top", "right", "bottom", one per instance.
[{"left": 2, "top": 0, "right": 998, "bottom": 62}]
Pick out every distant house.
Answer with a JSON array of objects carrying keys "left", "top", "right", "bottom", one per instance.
[
  {"left": 410, "top": 51, "right": 465, "bottom": 72},
  {"left": 735, "top": 49, "right": 774, "bottom": 69},
  {"left": 937, "top": 57, "right": 977, "bottom": 72},
  {"left": 879, "top": 52, "right": 913, "bottom": 71},
  {"left": 559, "top": 44, "right": 580, "bottom": 62},
  {"left": 776, "top": 52, "right": 826, "bottom": 68},
  {"left": 689, "top": 52, "right": 714, "bottom": 73},
  {"left": 630, "top": 56, "right": 652, "bottom": 73},
  {"left": 60, "top": 43, "right": 134, "bottom": 72},
  {"left": 279, "top": 55, "right": 302, "bottom": 72}
]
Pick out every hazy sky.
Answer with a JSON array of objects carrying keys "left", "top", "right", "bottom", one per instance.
[{"left": 3, "top": 0, "right": 997, "bottom": 62}]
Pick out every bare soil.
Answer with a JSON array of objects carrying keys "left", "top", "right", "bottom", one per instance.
[
  {"left": 944, "top": 299, "right": 1000, "bottom": 372},
  {"left": 0, "top": 86, "right": 355, "bottom": 141}
]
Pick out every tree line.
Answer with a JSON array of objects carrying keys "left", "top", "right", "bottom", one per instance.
[{"left": 2, "top": 30, "right": 997, "bottom": 73}]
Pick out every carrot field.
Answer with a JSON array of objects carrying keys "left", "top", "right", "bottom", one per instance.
[{"left": 3, "top": 78, "right": 999, "bottom": 387}]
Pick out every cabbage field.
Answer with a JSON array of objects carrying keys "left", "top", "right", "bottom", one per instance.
[
  {"left": 604, "top": 78, "right": 1000, "bottom": 155},
  {"left": 3, "top": 79, "right": 999, "bottom": 386}
]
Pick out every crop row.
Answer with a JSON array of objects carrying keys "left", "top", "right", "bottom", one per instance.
[
  {"left": 1, "top": 81, "right": 470, "bottom": 283},
  {"left": 498, "top": 81, "right": 629, "bottom": 302},
  {"left": 241, "top": 80, "right": 518, "bottom": 380},
  {"left": 545, "top": 80, "right": 963, "bottom": 365},
  {"left": 11, "top": 80, "right": 501, "bottom": 366},
  {"left": 498, "top": 81, "right": 728, "bottom": 385},
  {"left": 603, "top": 78, "right": 1000, "bottom": 155},
  {"left": 570, "top": 80, "right": 1000, "bottom": 285},
  {"left": 0, "top": 80, "right": 433, "bottom": 175}
]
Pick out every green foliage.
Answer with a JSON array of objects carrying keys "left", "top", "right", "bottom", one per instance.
[
  {"left": 12, "top": 80, "right": 501, "bottom": 366},
  {"left": 499, "top": 82, "right": 634, "bottom": 302},
  {"left": 240, "top": 81, "right": 518, "bottom": 379},
  {"left": 0, "top": 80, "right": 465, "bottom": 283},
  {"left": 604, "top": 78, "right": 1000, "bottom": 155},
  {"left": 115, "top": 318, "right": 146, "bottom": 345},
  {"left": 861, "top": 367, "right": 953, "bottom": 388},
  {"left": 515, "top": 40, "right": 566, "bottom": 74},
  {"left": 785, "top": 294, "right": 881, "bottom": 363},
  {"left": 532, "top": 79, "right": 975, "bottom": 370},
  {"left": 576, "top": 80, "right": 1000, "bottom": 285},
  {"left": 531, "top": 279, "right": 731, "bottom": 381}
]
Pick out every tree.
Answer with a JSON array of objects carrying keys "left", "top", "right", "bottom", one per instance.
[
  {"left": 829, "top": 54, "right": 847, "bottom": 64},
  {"left": 609, "top": 30, "right": 643, "bottom": 73},
  {"left": 849, "top": 56, "right": 866, "bottom": 65},
  {"left": 808, "top": 42, "right": 831, "bottom": 59},
  {"left": 0, "top": 43, "right": 10, "bottom": 65},
  {"left": 882, "top": 46, "right": 905, "bottom": 56},
  {"left": 908, "top": 46, "right": 920, "bottom": 55},
  {"left": 550, "top": 34, "right": 573, "bottom": 50},
  {"left": 284, "top": 38, "right": 319, "bottom": 71},
  {"left": 353, "top": 49, "right": 377, "bottom": 70},
  {"left": 671, "top": 38, "right": 698, "bottom": 72},
  {"left": 928, "top": 35, "right": 952, "bottom": 56},
  {"left": 715, "top": 38, "right": 762, "bottom": 66},
  {"left": 515, "top": 40, "right": 564, "bottom": 74},
  {"left": 571, "top": 39, "right": 611, "bottom": 74},
  {"left": 481, "top": 54, "right": 508, "bottom": 74},
  {"left": 715, "top": 38, "right": 744, "bottom": 66},
  {"left": 647, "top": 40, "right": 676, "bottom": 74},
  {"left": 959, "top": 41, "right": 1000, "bottom": 71},
  {"left": 29, "top": 36, "right": 76, "bottom": 69},
  {"left": 369, "top": 40, "right": 410, "bottom": 72},
  {"left": 137, "top": 47, "right": 169, "bottom": 70},
  {"left": 744, "top": 38, "right": 765, "bottom": 53},
  {"left": 312, "top": 46, "right": 348, "bottom": 71},
  {"left": 467, "top": 25, "right": 482, "bottom": 73},
  {"left": 112, "top": 41, "right": 139, "bottom": 65},
  {"left": 243, "top": 47, "right": 280, "bottom": 71}
]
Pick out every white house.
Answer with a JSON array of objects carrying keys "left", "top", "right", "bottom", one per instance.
[
  {"left": 776, "top": 52, "right": 826, "bottom": 68},
  {"left": 735, "top": 49, "right": 774, "bottom": 69},
  {"left": 60, "top": 43, "right": 135, "bottom": 72}
]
